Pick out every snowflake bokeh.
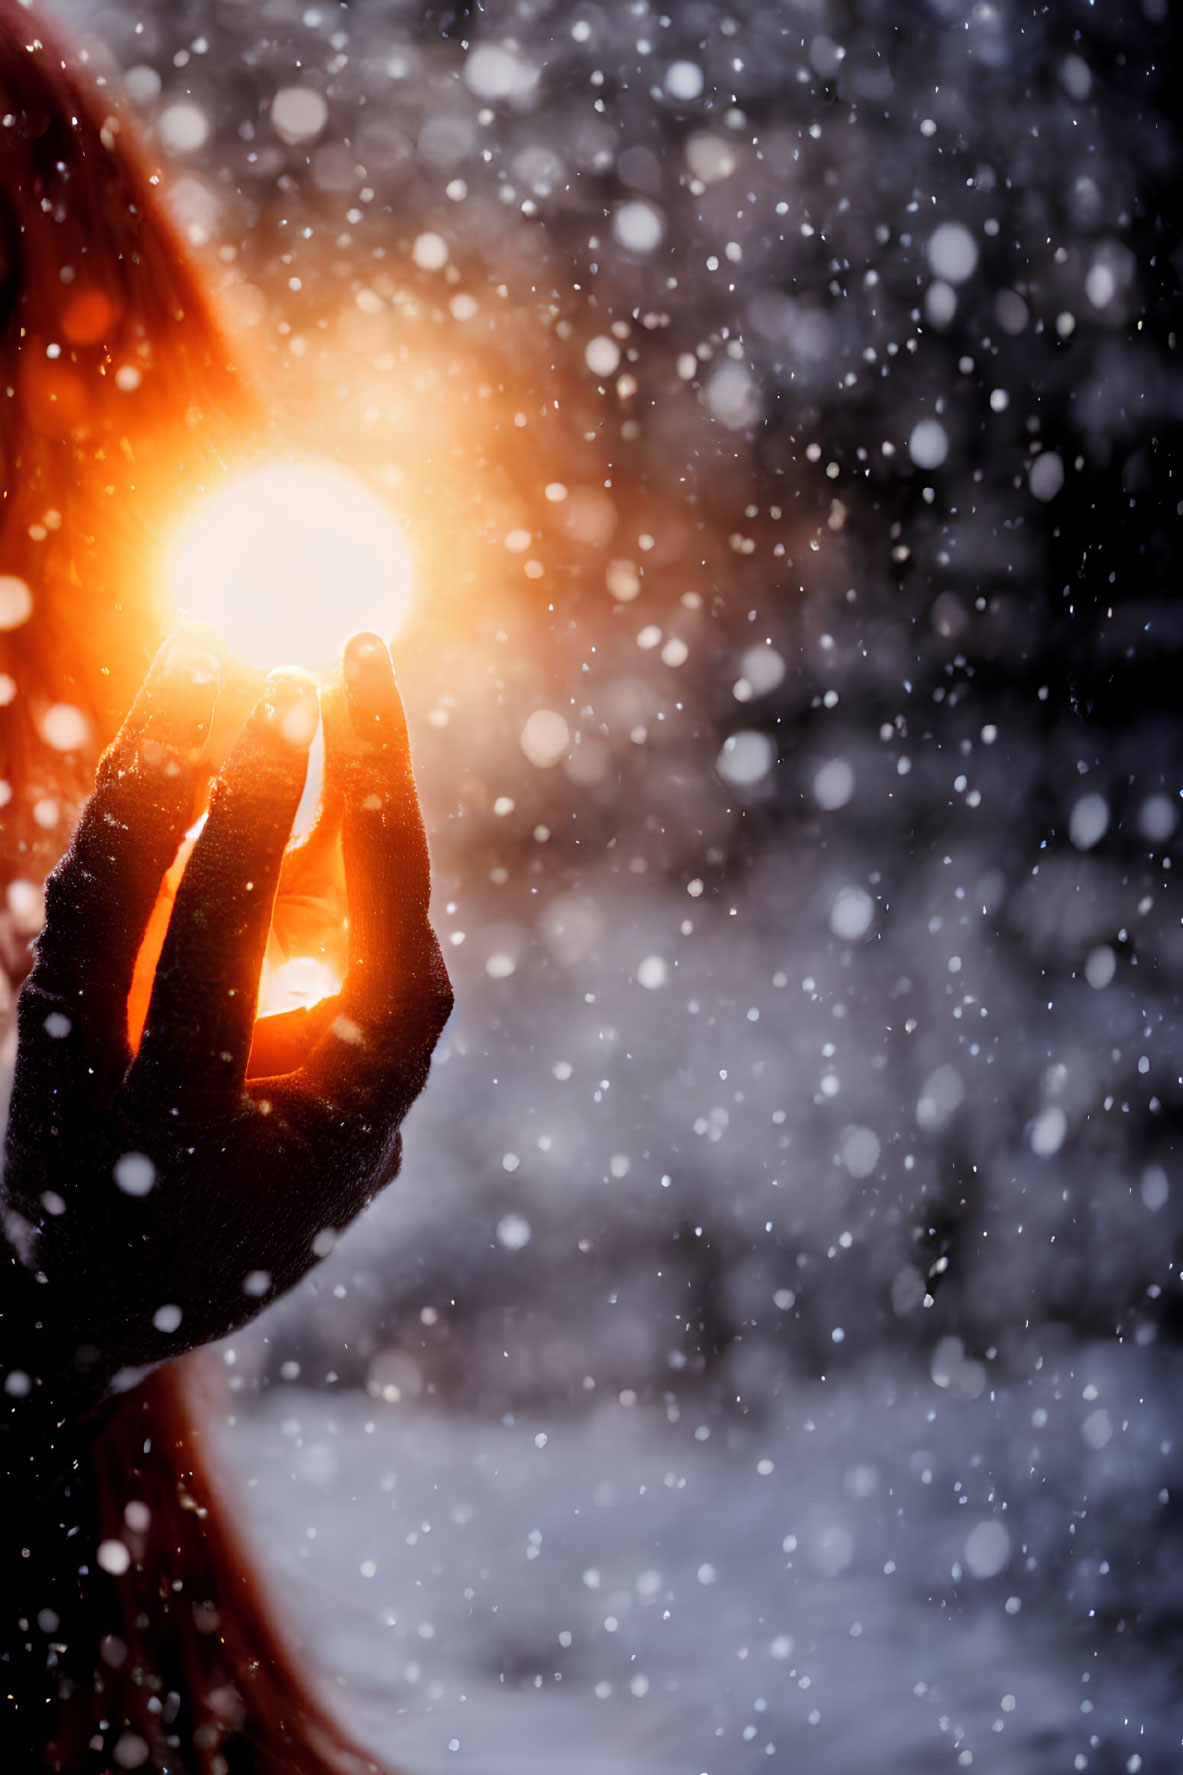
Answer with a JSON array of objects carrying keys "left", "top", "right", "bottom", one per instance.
[{"left": 25, "top": 1, "right": 1183, "bottom": 1769}]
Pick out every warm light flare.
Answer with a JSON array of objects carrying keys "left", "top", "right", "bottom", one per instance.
[
  {"left": 126, "top": 811, "right": 346, "bottom": 1051},
  {"left": 165, "top": 458, "right": 414, "bottom": 672},
  {"left": 257, "top": 955, "right": 342, "bottom": 1018}
]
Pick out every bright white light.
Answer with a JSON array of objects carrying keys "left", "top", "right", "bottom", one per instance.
[
  {"left": 158, "top": 103, "right": 210, "bottom": 154},
  {"left": 166, "top": 458, "right": 413, "bottom": 672},
  {"left": 926, "top": 221, "right": 979, "bottom": 284},
  {"left": 258, "top": 955, "right": 341, "bottom": 1017},
  {"left": 613, "top": 200, "right": 664, "bottom": 255},
  {"left": 271, "top": 86, "right": 328, "bottom": 146},
  {"left": 665, "top": 60, "right": 704, "bottom": 101}
]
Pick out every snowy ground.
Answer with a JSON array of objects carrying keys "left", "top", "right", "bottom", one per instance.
[{"left": 211, "top": 1369, "right": 1179, "bottom": 1775}]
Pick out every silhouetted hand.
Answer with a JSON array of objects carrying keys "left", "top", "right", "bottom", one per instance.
[{"left": 1, "top": 626, "right": 452, "bottom": 1417}]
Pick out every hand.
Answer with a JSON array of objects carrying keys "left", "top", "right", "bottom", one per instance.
[{"left": 1, "top": 627, "right": 452, "bottom": 1413}]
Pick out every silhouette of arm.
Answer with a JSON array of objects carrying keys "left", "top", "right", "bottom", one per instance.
[{"left": 0, "top": 626, "right": 451, "bottom": 1760}]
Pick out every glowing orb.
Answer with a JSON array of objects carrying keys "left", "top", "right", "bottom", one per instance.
[{"left": 165, "top": 458, "right": 413, "bottom": 672}]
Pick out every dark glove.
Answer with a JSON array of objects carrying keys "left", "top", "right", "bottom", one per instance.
[{"left": 1, "top": 626, "right": 452, "bottom": 1417}]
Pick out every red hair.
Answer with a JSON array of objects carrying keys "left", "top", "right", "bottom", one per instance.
[
  {"left": 59, "top": 1363, "right": 390, "bottom": 1775},
  {"left": 0, "top": 5, "right": 244, "bottom": 880}
]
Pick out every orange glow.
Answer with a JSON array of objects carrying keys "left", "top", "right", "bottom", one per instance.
[
  {"left": 126, "top": 832, "right": 195, "bottom": 1051},
  {"left": 164, "top": 457, "right": 414, "bottom": 673},
  {"left": 127, "top": 822, "right": 344, "bottom": 1053},
  {"left": 257, "top": 954, "right": 341, "bottom": 1018}
]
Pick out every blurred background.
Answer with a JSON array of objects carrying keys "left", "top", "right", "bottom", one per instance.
[{"left": 39, "top": 0, "right": 1183, "bottom": 1768}]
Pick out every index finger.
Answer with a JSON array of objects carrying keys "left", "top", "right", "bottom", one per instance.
[
  {"left": 29, "top": 625, "right": 224, "bottom": 1057},
  {"left": 124, "top": 670, "right": 318, "bottom": 1123}
]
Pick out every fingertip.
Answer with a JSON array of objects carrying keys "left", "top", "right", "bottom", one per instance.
[
  {"left": 342, "top": 633, "right": 407, "bottom": 742},
  {"left": 153, "top": 622, "right": 227, "bottom": 688},
  {"left": 265, "top": 666, "right": 320, "bottom": 693},
  {"left": 342, "top": 633, "right": 395, "bottom": 709},
  {"left": 342, "top": 631, "right": 390, "bottom": 674},
  {"left": 119, "top": 624, "right": 223, "bottom": 761},
  {"left": 166, "top": 618, "right": 226, "bottom": 653},
  {"left": 261, "top": 669, "right": 320, "bottom": 750}
]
